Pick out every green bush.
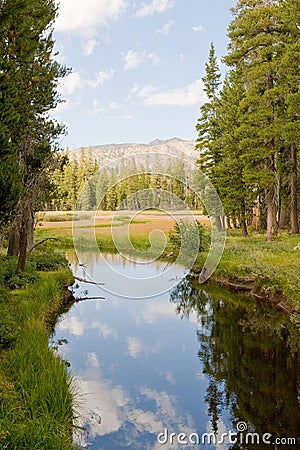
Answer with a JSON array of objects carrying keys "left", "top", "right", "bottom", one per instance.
[
  {"left": 168, "top": 219, "right": 210, "bottom": 258},
  {"left": 0, "top": 256, "right": 39, "bottom": 289},
  {"left": 0, "top": 251, "right": 68, "bottom": 291},
  {"left": 28, "top": 250, "right": 68, "bottom": 271},
  {"left": 0, "top": 287, "right": 11, "bottom": 304},
  {"left": 0, "top": 313, "right": 19, "bottom": 348}
]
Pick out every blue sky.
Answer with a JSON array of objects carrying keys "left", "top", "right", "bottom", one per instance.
[{"left": 53, "top": 0, "right": 236, "bottom": 149}]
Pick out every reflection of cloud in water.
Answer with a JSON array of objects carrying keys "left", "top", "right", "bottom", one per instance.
[
  {"left": 91, "top": 320, "right": 118, "bottom": 339},
  {"left": 74, "top": 377, "right": 129, "bottom": 445},
  {"left": 126, "top": 336, "right": 164, "bottom": 359},
  {"left": 57, "top": 316, "right": 117, "bottom": 340},
  {"left": 57, "top": 316, "right": 85, "bottom": 336},
  {"left": 74, "top": 355, "right": 198, "bottom": 449},
  {"left": 127, "top": 336, "right": 143, "bottom": 359},
  {"left": 86, "top": 352, "right": 99, "bottom": 369},
  {"left": 133, "top": 299, "right": 178, "bottom": 325},
  {"left": 161, "top": 370, "right": 176, "bottom": 384}
]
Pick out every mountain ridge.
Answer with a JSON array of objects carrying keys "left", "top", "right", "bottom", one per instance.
[{"left": 68, "top": 137, "right": 197, "bottom": 166}]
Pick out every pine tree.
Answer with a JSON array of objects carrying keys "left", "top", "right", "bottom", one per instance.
[
  {"left": 225, "top": 0, "right": 283, "bottom": 241},
  {"left": 196, "top": 42, "right": 224, "bottom": 230},
  {"left": 1, "top": 0, "right": 68, "bottom": 268},
  {"left": 213, "top": 71, "right": 253, "bottom": 236},
  {"left": 196, "top": 42, "right": 221, "bottom": 180},
  {"left": 275, "top": 0, "right": 300, "bottom": 233}
]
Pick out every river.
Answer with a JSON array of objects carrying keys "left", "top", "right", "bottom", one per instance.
[{"left": 53, "top": 250, "right": 300, "bottom": 449}]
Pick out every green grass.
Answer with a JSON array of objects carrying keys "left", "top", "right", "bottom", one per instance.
[
  {"left": 0, "top": 263, "right": 75, "bottom": 449},
  {"left": 204, "top": 230, "right": 300, "bottom": 315},
  {"left": 35, "top": 224, "right": 300, "bottom": 318}
]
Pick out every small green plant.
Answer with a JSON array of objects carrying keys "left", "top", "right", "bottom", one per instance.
[
  {"left": 0, "top": 256, "right": 39, "bottom": 289},
  {"left": 168, "top": 219, "right": 210, "bottom": 257},
  {"left": 0, "top": 313, "right": 19, "bottom": 348}
]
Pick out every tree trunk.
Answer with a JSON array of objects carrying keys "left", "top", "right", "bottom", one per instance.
[
  {"left": 251, "top": 203, "right": 259, "bottom": 230},
  {"left": 240, "top": 200, "right": 248, "bottom": 237},
  {"left": 265, "top": 185, "right": 278, "bottom": 242},
  {"left": 226, "top": 216, "right": 232, "bottom": 229},
  {"left": 7, "top": 221, "right": 21, "bottom": 256},
  {"left": 290, "top": 143, "right": 299, "bottom": 234},
  {"left": 258, "top": 193, "right": 267, "bottom": 231},
  {"left": 241, "top": 219, "right": 248, "bottom": 237},
  {"left": 278, "top": 204, "right": 288, "bottom": 229},
  {"left": 17, "top": 217, "right": 28, "bottom": 272}
]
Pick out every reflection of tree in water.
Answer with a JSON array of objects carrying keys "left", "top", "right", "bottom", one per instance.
[{"left": 170, "top": 279, "right": 300, "bottom": 448}]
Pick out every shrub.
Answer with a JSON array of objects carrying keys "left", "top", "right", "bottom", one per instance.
[
  {"left": 0, "top": 313, "right": 19, "bottom": 348},
  {"left": 168, "top": 219, "right": 210, "bottom": 258},
  {"left": 28, "top": 250, "right": 68, "bottom": 271},
  {"left": 0, "top": 256, "right": 39, "bottom": 289},
  {"left": 0, "top": 287, "right": 11, "bottom": 304}
]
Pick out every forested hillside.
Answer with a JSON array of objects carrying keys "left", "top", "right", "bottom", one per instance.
[{"left": 48, "top": 144, "right": 202, "bottom": 211}]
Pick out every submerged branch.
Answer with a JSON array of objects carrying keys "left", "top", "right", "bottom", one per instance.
[{"left": 73, "top": 276, "right": 105, "bottom": 285}]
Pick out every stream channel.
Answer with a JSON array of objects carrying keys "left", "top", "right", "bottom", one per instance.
[{"left": 53, "top": 250, "right": 300, "bottom": 449}]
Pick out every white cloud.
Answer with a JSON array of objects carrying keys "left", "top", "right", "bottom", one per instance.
[
  {"left": 55, "top": 0, "right": 127, "bottom": 34},
  {"left": 157, "top": 19, "right": 174, "bottom": 35},
  {"left": 92, "top": 98, "right": 105, "bottom": 114},
  {"left": 59, "top": 72, "right": 84, "bottom": 96},
  {"left": 123, "top": 50, "right": 159, "bottom": 70},
  {"left": 136, "top": 0, "right": 174, "bottom": 18},
  {"left": 137, "top": 79, "right": 207, "bottom": 106},
  {"left": 88, "top": 70, "right": 114, "bottom": 88},
  {"left": 147, "top": 52, "right": 160, "bottom": 64},
  {"left": 82, "top": 39, "right": 99, "bottom": 56},
  {"left": 59, "top": 70, "right": 113, "bottom": 99},
  {"left": 192, "top": 25, "right": 205, "bottom": 32},
  {"left": 123, "top": 50, "right": 143, "bottom": 70},
  {"left": 107, "top": 114, "right": 134, "bottom": 120}
]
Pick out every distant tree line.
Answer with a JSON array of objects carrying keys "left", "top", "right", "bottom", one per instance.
[
  {"left": 196, "top": 0, "right": 299, "bottom": 239},
  {"left": 47, "top": 149, "right": 204, "bottom": 211}
]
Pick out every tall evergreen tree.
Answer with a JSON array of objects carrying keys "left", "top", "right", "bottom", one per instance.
[
  {"left": 196, "top": 42, "right": 224, "bottom": 230},
  {"left": 1, "top": 0, "right": 68, "bottom": 269},
  {"left": 196, "top": 42, "right": 221, "bottom": 180},
  {"left": 225, "top": 0, "right": 282, "bottom": 241},
  {"left": 213, "top": 72, "right": 253, "bottom": 236}
]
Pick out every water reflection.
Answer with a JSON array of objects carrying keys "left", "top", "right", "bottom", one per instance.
[
  {"left": 171, "top": 279, "right": 300, "bottom": 448},
  {"left": 65, "top": 249, "right": 188, "bottom": 299},
  {"left": 55, "top": 255, "right": 300, "bottom": 449}
]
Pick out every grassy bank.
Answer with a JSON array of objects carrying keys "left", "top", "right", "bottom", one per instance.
[
  {"left": 193, "top": 229, "right": 300, "bottom": 319},
  {"left": 0, "top": 253, "right": 75, "bottom": 449},
  {"left": 36, "top": 212, "right": 300, "bottom": 319}
]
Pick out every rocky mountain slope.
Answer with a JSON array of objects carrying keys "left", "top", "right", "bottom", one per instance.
[{"left": 68, "top": 138, "right": 197, "bottom": 167}]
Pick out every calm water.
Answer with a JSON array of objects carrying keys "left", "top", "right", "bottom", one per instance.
[{"left": 53, "top": 251, "right": 300, "bottom": 449}]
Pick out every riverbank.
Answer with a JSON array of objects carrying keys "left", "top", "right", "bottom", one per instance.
[
  {"left": 36, "top": 212, "right": 300, "bottom": 321},
  {"left": 192, "top": 230, "right": 300, "bottom": 321},
  {"left": 0, "top": 252, "right": 75, "bottom": 449}
]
